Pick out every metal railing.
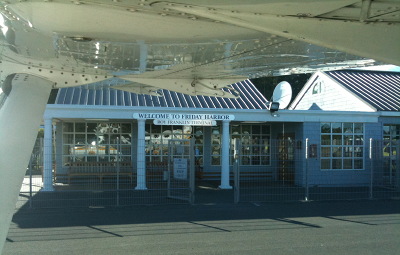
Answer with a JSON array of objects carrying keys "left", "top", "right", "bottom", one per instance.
[
  {"left": 235, "top": 138, "right": 400, "bottom": 203},
  {"left": 18, "top": 164, "right": 187, "bottom": 209},
  {"left": 17, "top": 137, "right": 399, "bottom": 209},
  {"left": 17, "top": 139, "right": 193, "bottom": 209}
]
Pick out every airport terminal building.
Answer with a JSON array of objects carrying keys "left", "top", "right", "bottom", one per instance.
[{"left": 40, "top": 70, "right": 400, "bottom": 194}]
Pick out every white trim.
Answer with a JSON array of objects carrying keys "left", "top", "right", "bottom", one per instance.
[
  {"left": 45, "top": 104, "right": 382, "bottom": 123},
  {"left": 320, "top": 122, "right": 365, "bottom": 171},
  {"left": 378, "top": 111, "right": 400, "bottom": 117}
]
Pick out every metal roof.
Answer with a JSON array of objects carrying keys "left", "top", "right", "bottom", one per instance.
[
  {"left": 54, "top": 80, "right": 269, "bottom": 110},
  {"left": 325, "top": 70, "right": 400, "bottom": 111}
]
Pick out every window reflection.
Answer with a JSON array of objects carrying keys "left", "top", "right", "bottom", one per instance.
[
  {"left": 62, "top": 122, "right": 132, "bottom": 164},
  {"left": 320, "top": 122, "right": 364, "bottom": 170},
  {"left": 230, "top": 124, "right": 271, "bottom": 166}
]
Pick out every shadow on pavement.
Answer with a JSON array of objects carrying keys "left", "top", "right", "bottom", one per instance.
[
  {"left": 7, "top": 199, "right": 400, "bottom": 242},
  {"left": 8, "top": 179, "right": 400, "bottom": 243}
]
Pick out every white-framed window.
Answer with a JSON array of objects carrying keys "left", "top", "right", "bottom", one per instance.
[
  {"left": 383, "top": 124, "right": 400, "bottom": 153},
  {"left": 145, "top": 124, "right": 195, "bottom": 163},
  {"left": 210, "top": 126, "right": 221, "bottom": 165},
  {"left": 231, "top": 124, "right": 271, "bottom": 166},
  {"left": 62, "top": 122, "right": 132, "bottom": 164},
  {"left": 320, "top": 122, "right": 364, "bottom": 170},
  {"left": 194, "top": 126, "right": 204, "bottom": 166},
  {"left": 383, "top": 124, "right": 399, "bottom": 181}
]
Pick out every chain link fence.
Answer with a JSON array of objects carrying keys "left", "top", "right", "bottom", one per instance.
[
  {"left": 17, "top": 137, "right": 399, "bottom": 209},
  {"left": 17, "top": 139, "right": 193, "bottom": 209},
  {"left": 235, "top": 138, "right": 400, "bottom": 203}
]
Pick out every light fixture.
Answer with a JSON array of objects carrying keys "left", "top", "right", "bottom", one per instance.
[{"left": 267, "top": 101, "right": 280, "bottom": 112}]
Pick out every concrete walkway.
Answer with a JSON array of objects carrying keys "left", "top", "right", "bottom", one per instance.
[{"left": 5, "top": 199, "right": 400, "bottom": 255}]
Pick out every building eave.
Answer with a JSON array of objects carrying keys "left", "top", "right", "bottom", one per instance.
[{"left": 44, "top": 104, "right": 382, "bottom": 123}]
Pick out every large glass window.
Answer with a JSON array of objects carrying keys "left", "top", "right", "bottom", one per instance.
[
  {"left": 383, "top": 124, "right": 399, "bottom": 182},
  {"left": 194, "top": 126, "right": 204, "bottom": 166},
  {"left": 321, "top": 122, "right": 364, "bottom": 170},
  {"left": 211, "top": 126, "right": 221, "bottom": 165},
  {"left": 231, "top": 124, "right": 271, "bottom": 166},
  {"left": 145, "top": 125, "right": 195, "bottom": 163},
  {"left": 62, "top": 122, "right": 132, "bottom": 164}
]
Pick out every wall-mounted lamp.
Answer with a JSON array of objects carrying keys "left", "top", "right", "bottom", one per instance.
[{"left": 267, "top": 101, "right": 280, "bottom": 112}]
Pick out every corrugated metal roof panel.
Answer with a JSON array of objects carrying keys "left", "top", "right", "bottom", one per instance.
[
  {"left": 54, "top": 80, "right": 268, "bottom": 110},
  {"left": 325, "top": 70, "right": 400, "bottom": 111}
]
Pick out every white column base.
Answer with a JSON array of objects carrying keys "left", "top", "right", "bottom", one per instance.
[
  {"left": 41, "top": 186, "right": 55, "bottom": 192},
  {"left": 218, "top": 184, "right": 233, "bottom": 190},
  {"left": 134, "top": 185, "right": 148, "bottom": 191}
]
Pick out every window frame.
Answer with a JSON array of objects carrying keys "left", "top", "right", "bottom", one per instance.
[
  {"left": 145, "top": 124, "right": 196, "bottom": 163},
  {"left": 230, "top": 124, "right": 271, "bottom": 166},
  {"left": 320, "top": 122, "right": 365, "bottom": 171},
  {"left": 62, "top": 121, "right": 132, "bottom": 164}
]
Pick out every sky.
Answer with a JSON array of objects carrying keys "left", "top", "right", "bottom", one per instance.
[{"left": 357, "top": 64, "right": 400, "bottom": 72}]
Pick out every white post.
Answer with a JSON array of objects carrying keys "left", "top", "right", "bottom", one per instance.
[
  {"left": 305, "top": 138, "right": 309, "bottom": 201},
  {"left": 369, "top": 138, "right": 374, "bottom": 199},
  {"left": 0, "top": 76, "right": 52, "bottom": 253},
  {"left": 42, "top": 118, "right": 54, "bottom": 191},
  {"left": 135, "top": 119, "right": 147, "bottom": 190},
  {"left": 219, "top": 120, "right": 232, "bottom": 189}
]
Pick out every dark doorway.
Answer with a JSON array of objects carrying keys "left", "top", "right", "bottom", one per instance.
[{"left": 277, "top": 133, "right": 296, "bottom": 185}]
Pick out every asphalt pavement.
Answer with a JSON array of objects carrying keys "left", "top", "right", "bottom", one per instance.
[{"left": 4, "top": 198, "right": 400, "bottom": 255}]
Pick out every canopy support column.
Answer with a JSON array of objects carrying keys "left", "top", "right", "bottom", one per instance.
[
  {"left": 135, "top": 119, "right": 147, "bottom": 190},
  {"left": 219, "top": 120, "right": 232, "bottom": 189}
]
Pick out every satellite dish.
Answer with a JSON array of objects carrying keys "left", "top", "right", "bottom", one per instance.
[{"left": 272, "top": 81, "right": 292, "bottom": 109}]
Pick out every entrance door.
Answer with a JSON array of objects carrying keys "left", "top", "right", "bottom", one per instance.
[
  {"left": 167, "top": 139, "right": 195, "bottom": 204},
  {"left": 277, "top": 133, "right": 296, "bottom": 184}
]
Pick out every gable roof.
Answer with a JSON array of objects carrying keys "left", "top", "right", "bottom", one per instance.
[
  {"left": 54, "top": 79, "right": 269, "bottom": 110},
  {"left": 324, "top": 70, "right": 400, "bottom": 111}
]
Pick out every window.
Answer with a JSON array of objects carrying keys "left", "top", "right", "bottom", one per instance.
[
  {"left": 194, "top": 126, "right": 204, "bottom": 166},
  {"left": 383, "top": 124, "right": 400, "bottom": 152},
  {"left": 210, "top": 126, "right": 221, "bottom": 165},
  {"left": 320, "top": 122, "right": 364, "bottom": 170},
  {"left": 231, "top": 124, "right": 271, "bottom": 166},
  {"left": 62, "top": 122, "right": 132, "bottom": 164},
  {"left": 145, "top": 124, "right": 195, "bottom": 163},
  {"left": 383, "top": 124, "right": 399, "bottom": 181}
]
